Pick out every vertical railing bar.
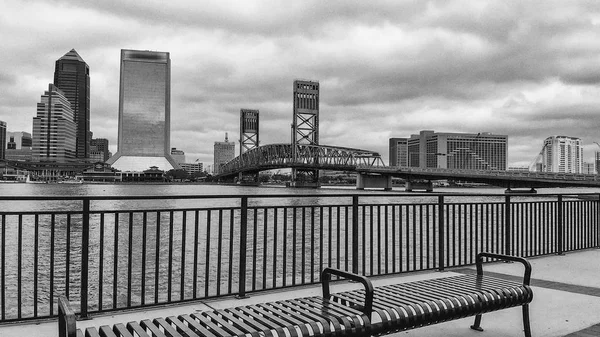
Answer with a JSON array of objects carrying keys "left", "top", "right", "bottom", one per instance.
[
  {"left": 504, "top": 196, "right": 511, "bottom": 256},
  {"left": 351, "top": 196, "right": 358, "bottom": 274},
  {"left": 301, "top": 207, "right": 306, "bottom": 283},
  {"left": 228, "top": 210, "right": 235, "bottom": 294},
  {"left": 406, "top": 205, "right": 410, "bottom": 271},
  {"left": 438, "top": 196, "right": 444, "bottom": 272},
  {"left": 113, "top": 213, "right": 119, "bottom": 309},
  {"left": 237, "top": 197, "right": 248, "bottom": 298},
  {"left": 399, "top": 205, "right": 403, "bottom": 272},
  {"left": 217, "top": 210, "right": 223, "bottom": 296},
  {"left": 452, "top": 204, "right": 456, "bottom": 267},
  {"left": 81, "top": 199, "right": 90, "bottom": 319},
  {"left": 310, "top": 206, "right": 315, "bottom": 283},
  {"left": 558, "top": 195, "right": 563, "bottom": 255},
  {"left": 362, "top": 204, "right": 366, "bottom": 274},
  {"left": 98, "top": 213, "right": 104, "bottom": 311},
  {"left": 385, "top": 205, "right": 389, "bottom": 274},
  {"left": 458, "top": 204, "right": 462, "bottom": 266},
  {"left": 392, "top": 205, "right": 397, "bottom": 273},
  {"left": 181, "top": 211, "right": 187, "bottom": 301},
  {"left": 370, "top": 205, "right": 374, "bottom": 275},
  {"left": 252, "top": 208, "right": 257, "bottom": 291},
  {"left": 50, "top": 214, "right": 55, "bottom": 316},
  {"left": 127, "top": 211, "right": 133, "bottom": 307},
  {"left": 377, "top": 205, "right": 381, "bottom": 275},
  {"left": 282, "top": 207, "right": 287, "bottom": 288},
  {"left": 419, "top": 204, "right": 424, "bottom": 270},
  {"left": 205, "top": 210, "right": 212, "bottom": 297},
  {"left": 320, "top": 205, "right": 325, "bottom": 276},
  {"left": 272, "top": 208, "right": 278, "bottom": 288},
  {"left": 469, "top": 204, "right": 473, "bottom": 264},
  {"left": 154, "top": 211, "right": 160, "bottom": 303},
  {"left": 34, "top": 214, "right": 39, "bottom": 318},
  {"left": 1, "top": 214, "right": 5, "bottom": 320},
  {"left": 292, "top": 207, "right": 297, "bottom": 286},
  {"left": 336, "top": 206, "right": 341, "bottom": 271},
  {"left": 17, "top": 214, "right": 22, "bottom": 319},
  {"left": 328, "top": 206, "right": 333, "bottom": 270},
  {"left": 425, "top": 205, "right": 428, "bottom": 269},
  {"left": 65, "top": 214, "right": 71, "bottom": 306},
  {"left": 344, "top": 206, "right": 349, "bottom": 272},
  {"left": 141, "top": 212, "right": 147, "bottom": 306},
  {"left": 261, "top": 208, "right": 267, "bottom": 289},
  {"left": 168, "top": 211, "right": 174, "bottom": 302},
  {"left": 193, "top": 210, "right": 199, "bottom": 298}
]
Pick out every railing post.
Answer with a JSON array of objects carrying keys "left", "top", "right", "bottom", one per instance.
[
  {"left": 557, "top": 195, "right": 564, "bottom": 255},
  {"left": 352, "top": 195, "right": 359, "bottom": 274},
  {"left": 438, "top": 195, "right": 445, "bottom": 271},
  {"left": 237, "top": 196, "right": 249, "bottom": 298},
  {"left": 80, "top": 198, "right": 89, "bottom": 319},
  {"left": 504, "top": 195, "right": 511, "bottom": 256}
]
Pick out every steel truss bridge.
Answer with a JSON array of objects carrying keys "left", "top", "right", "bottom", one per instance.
[
  {"left": 217, "top": 144, "right": 600, "bottom": 189},
  {"left": 217, "top": 144, "right": 384, "bottom": 177}
]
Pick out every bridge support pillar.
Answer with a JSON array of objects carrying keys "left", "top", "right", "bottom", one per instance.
[
  {"left": 356, "top": 174, "right": 392, "bottom": 191},
  {"left": 405, "top": 180, "right": 433, "bottom": 192}
]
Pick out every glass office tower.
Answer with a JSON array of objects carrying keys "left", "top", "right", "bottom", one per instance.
[{"left": 107, "top": 49, "right": 179, "bottom": 171}]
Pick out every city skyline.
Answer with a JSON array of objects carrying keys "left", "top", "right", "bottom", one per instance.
[{"left": 1, "top": 1, "right": 600, "bottom": 167}]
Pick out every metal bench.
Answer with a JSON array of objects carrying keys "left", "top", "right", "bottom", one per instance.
[{"left": 59, "top": 252, "right": 532, "bottom": 337}]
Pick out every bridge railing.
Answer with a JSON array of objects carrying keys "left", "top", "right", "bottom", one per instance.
[
  {"left": 0, "top": 192, "right": 598, "bottom": 323},
  {"left": 369, "top": 166, "right": 600, "bottom": 181}
]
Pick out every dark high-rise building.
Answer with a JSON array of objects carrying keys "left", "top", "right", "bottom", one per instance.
[{"left": 54, "top": 49, "right": 90, "bottom": 160}]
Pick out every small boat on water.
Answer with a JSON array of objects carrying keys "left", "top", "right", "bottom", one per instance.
[
  {"left": 57, "top": 178, "right": 83, "bottom": 184},
  {"left": 25, "top": 175, "right": 47, "bottom": 184}
]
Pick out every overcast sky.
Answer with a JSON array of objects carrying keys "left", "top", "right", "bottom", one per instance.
[{"left": 1, "top": 0, "right": 599, "bottom": 167}]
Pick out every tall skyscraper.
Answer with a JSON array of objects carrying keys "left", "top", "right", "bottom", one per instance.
[
  {"left": 390, "top": 130, "right": 508, "bottom": 170},
  {"left": 54, "top": 49, "right": 90, "bottom": 160},
  {"left": 107, "top": 49, "right": 179, "bottom": 171},
  {"left": 32, "top": 84, "right": 77, "bottom": 162},
  {"left": 542, "top": 136, "right": 583, "bottom": 173},
  {"left": 214, "top": 133, "right": 235, "bottom": 175},
  {"left": 0, "top": 121, "right": 6, "bottom": 160}
]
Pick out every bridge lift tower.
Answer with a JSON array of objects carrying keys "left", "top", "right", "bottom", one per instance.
[
  {"left": 239, "top": 109, "right": 260, "bottom": 184},
  {"left": 291, "top": 80, "right": 320, "bottom": 188}
]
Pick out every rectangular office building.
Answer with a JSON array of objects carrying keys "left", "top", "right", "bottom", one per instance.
[
  {"left": 390, "top": 130, "right": 508, "bottom": 170},
  {"left": 107, "top": 49, "right": 179, "bottom": 171}
]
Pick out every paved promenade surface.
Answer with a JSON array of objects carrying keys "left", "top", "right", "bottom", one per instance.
[{"left": 2, "top": 249, "right": 600, "bottom": 337}]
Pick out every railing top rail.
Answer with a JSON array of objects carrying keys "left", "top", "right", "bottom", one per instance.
[{"left": 0, "top": 192, "right": 598, "bottom": 202}]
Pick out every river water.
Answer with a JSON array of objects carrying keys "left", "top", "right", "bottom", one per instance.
[{"left": 0, "top": 183, "right": 598, "bottom": 321}]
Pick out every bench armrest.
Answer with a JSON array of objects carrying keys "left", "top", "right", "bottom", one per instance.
[
  {"left": 475, "top": 252, "right": 532, "bottom": 286},
  {"left": 58, "top": 296, "right": 78, "bottom": 337},
  {"left": 321, "top": 267, "right": 374, "bottom": 318}
]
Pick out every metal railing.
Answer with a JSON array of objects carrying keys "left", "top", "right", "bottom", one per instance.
[{"left": 0, "top": 192, "right": 598, "bottom": 323}]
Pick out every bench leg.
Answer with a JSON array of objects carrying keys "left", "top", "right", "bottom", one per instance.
[
  {"left": 470, "top": 314, "right": 484, "bottom": 332},
  {"left": 522, "top": 304, "right": 532, "bottom": 337}
]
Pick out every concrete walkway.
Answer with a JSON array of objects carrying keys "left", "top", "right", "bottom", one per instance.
[{"left": 2, "top": 249, "right": 600, "bottom": 337}]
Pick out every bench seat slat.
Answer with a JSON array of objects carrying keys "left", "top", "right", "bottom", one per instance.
[
  {"left": 233, "top": 305, "right": 290, "bottom": 337},
  {"left": 265, "top": 301, "right": 324, "bottom": 335},
  {"left": 112, "top": 323, "right": 134, "bottom": 337},
  {"left": 257, "top": 302, "right": 313, "bottom": 336},
  {"left": 153, "top": 317, "right": 186, "bottom": 337},
  {"left": 166, "top": 316, "right": 208, "bottom": 337},
  {"left": 126, "top": 322, "right": 152, "bottom": 337},
  {"left": 201, "top": 310, "right": 247, "bottom": 336},
  {"left": 140, "top": 319, "right": 169, "bottom": 337},
  {"left": 179, "top": 314, "right": 222, "bottom": 337},
  {"left": 215, "top": 309, "right": 270, "bottom": 337},
  {"left": 99, "top": 325, "right": 118, "bottom": 337}
]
